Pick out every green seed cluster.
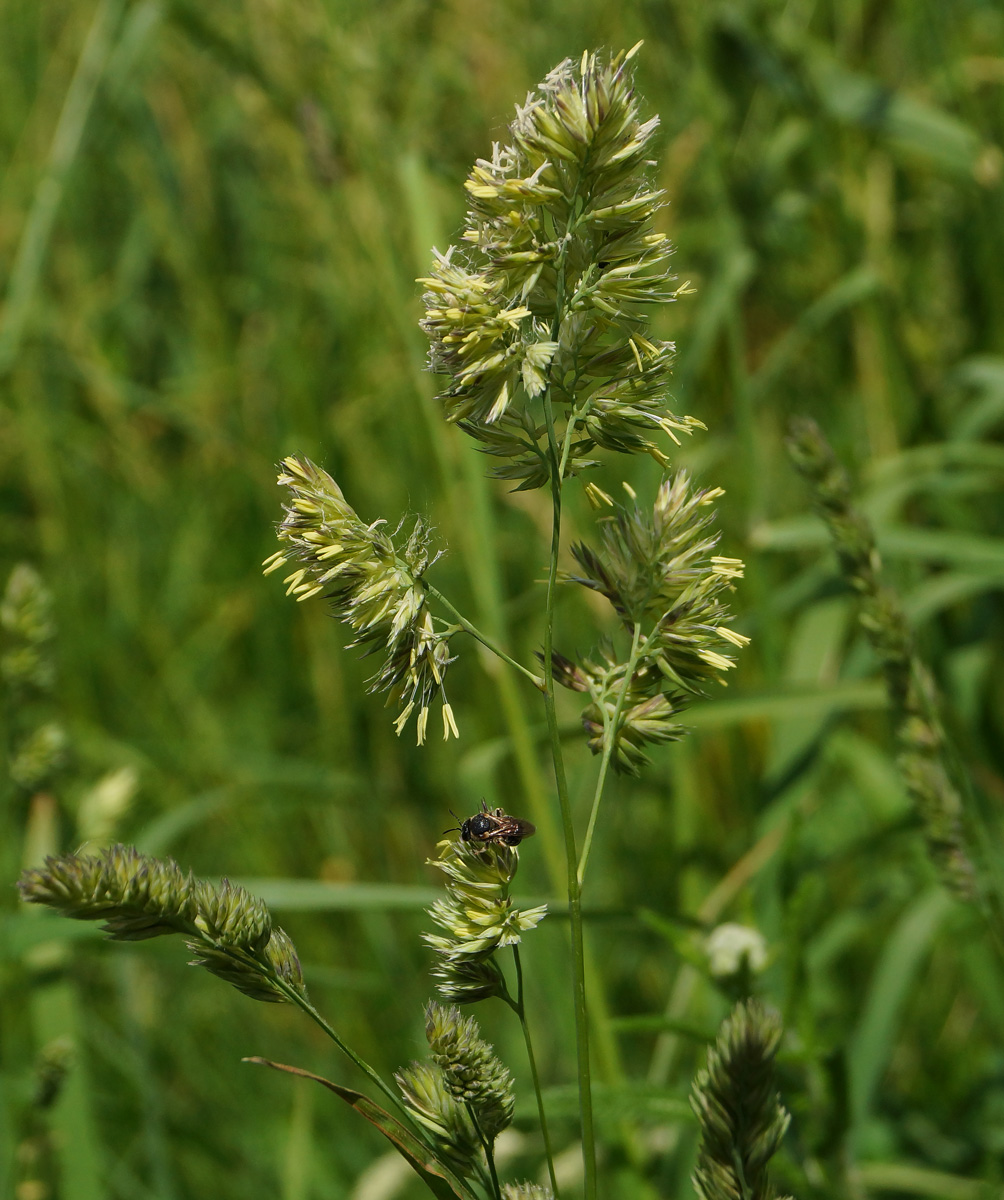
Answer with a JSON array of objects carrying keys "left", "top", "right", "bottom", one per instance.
[
  {"left": 1, "top": 563, "right": 56, "bottom": 692},
  {"left": 2, "top": 564, "right": 67, "bottom": 790},
  {"left": 691, "top": 1000, "right": 792, "bottom": 1200},
  {"left": 786, "top": 417, "right": 975, "bottom": 898},
  {"left": 425, "top": 1002, "right": 515, "bottom": 1140},
  {"left": 551, "top": 473, "right": 748, "bottom": 773},
  {"left": 394, "top": 1060, "right": 483, "bottom": 1179},
  {"left": 19, "top": 844, "right": 306, "bottom": 1004}
]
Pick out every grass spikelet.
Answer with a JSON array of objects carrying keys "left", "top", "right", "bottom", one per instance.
[{"left": 691, "top": 1000, "right": 792, "bottom": 1200}]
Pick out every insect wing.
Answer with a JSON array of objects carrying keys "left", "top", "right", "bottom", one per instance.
[{"left": 506, "top": 817, "right": 536, "bottom": 840}]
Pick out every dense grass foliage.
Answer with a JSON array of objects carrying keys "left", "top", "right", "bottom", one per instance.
[{"left": 3, "top": 2, "right": 1004, "bottom": 1197}]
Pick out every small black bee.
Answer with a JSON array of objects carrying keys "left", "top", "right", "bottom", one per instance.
[{"left": 445, "top": 800, "right": 536, "bottom": 848}]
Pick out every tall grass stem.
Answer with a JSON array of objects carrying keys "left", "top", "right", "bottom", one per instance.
[
  {"left": 577, "top": 621, "right": 644, "bottom": 886},
  {"left": 509, "top": 945, "right": 560, "bottom": 1200},
  {"left": 541, "top": 382, "right": 597, "bottom": 1200}
]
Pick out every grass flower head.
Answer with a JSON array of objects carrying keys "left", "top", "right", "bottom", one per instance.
[
  {"left": 551, "top": 473, "right": 748, "bottom": 772},
  {"left": 264, "top": 456, "right": 458, "bottom": 744},
  {"left": 691, "top": 1000, "right": 792, "bottom": 1200},
  {"left": 425, "top": 1001, "right": 515, "bottom": 1140},
  {"left": 424, "top": 836, "right": 546, "bottom": 1003},
  {"left": 420, "top": 46, "right": 701, "bottom": 488},
  {"left": 19, "top": 845, "right": 306, "bottom": 1004},
  {"left": 394, "top": 1060, "right": 483, "bottom": 1179}
]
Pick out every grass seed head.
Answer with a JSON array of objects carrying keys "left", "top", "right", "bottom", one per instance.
[
  {"left": 424, "top": 836, "right": 545, "bottom": 1002},
  {"left": 425, "top": 1001, "right": 515, "bottom": 1140},
  {"left": 19, "top": 845, "right": 306, "bottom": 1004},
  {"left": 267, "top": 456, "right": 457, "bottom": 744},
  {"left": 421, "top": 47, "right": 699, "bottom": 486},
  {"left": 691, "top": 1000, "right": 792, "bottom": 1200}
]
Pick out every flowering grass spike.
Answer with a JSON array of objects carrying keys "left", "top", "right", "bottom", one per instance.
[
  {"left": 691, "top": 1000, "right": 792, "bottom": 1200},
  {"left": 264, "top": 456, "right": 458, "bottom": 744},
  {"left": 786, "top": 417, "right": 976, "bottom": 899},
  {"left": 424, "top": 837, "right": 546, "bottom": 1002},
  {"left": 421, "top": 45, "right": 700, "bottom": 488},
  {"left": 425, "top": 1001, "right": 515, "bottom": 1140},
  {"left": 19, "top": 845, "right": 306, "bottom": 1004},
  {"left": 550, "top": 473, "right": 749, "bottom": 773}
]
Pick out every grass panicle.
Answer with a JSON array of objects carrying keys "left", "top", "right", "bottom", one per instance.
[
  {"left": 548, "top": 473, "right": 749, "bottom": 773},
  {"left": 691, "top": 999, "right": 792, "bottom": 1200},
  {"left": 2, "top": 564, "right": 67, "bottom": 791},
  {"left": 424, "top": 837, "right": 546, "bottom": 1003},
  {"left": 786, "top": 417, "right": 976, "bottom": 900},
  {"left": 420, "top": 45, "right": 700, "bottom": 489},
  {"left": 264, "top": 455, "right": 458, "bottom": 745},
  {"left": 425, "top": 1001, "right": 515, "bottom": 1141},
  {"left": 1, "top": 564, "right": 57, "bottom": 693},
  {"left": 502, "top": 1186, "right": 554, "bottom": 1199},
  {"left": 18, "top": 845, "right": 306, "bottom": 1003},
  {"left": 394, "top": 1059, "right": 484, "bottom": 1180}
]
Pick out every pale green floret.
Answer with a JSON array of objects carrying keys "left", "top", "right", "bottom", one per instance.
[
  {"left": 265, "top": 456, "right": 457, "bottom": 744},
  {"left": 424, "top": 838, "right": 546, "bottom": 1003},
  {"left": 395, "top": 1061, "right": 482, "bottom": 1179},
  {"left": 550, "top": 472, "right": 748, "bottom": 774}
]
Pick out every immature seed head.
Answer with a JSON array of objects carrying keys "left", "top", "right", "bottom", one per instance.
[
  {"left": 550, "top": 473, "right": 748, "bottom": 773},
  {"left": 1, "top": 563, "right": 56, "bottom": 692},
  {"left": 394, "top": 1060, "right": 482, "bottom": 1179},
  {"left": 19, "top": 845, "right": 306, "bottom": 1004},
  {"left": 691, "top": 1000, "right": 792, "bottom": 1200},
  {"left": 425, "top": 1002, "right": 515, "bottom": 1140}
]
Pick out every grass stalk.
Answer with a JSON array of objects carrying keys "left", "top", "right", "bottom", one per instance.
[
  {"left": 466, "top": 1103, "right": 503, "bottom": 1200},
  {"left": 270, "top": 978, "right": 408, "bottom": 1120},
  {"left": 508, "top": 945, "right": 560, "bottom": 1200},
  {"left": 424, "top": 583, "right": 545, "bottom": 691},
  {"left": 577, "top": 621, "right": 644, "bottom": 887},
  {"left": 541, "top": 382, "right": 597, "bottom": 1200}
]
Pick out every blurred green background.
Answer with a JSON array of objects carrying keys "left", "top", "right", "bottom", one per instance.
[{"left": 3, "top": 1, "right": 1004, "bottom": 1197}]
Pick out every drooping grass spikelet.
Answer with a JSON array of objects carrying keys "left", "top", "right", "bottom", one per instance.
[
  {"left": 691, "top": 1000, "right": 792, "bottom": 1200},
  {"left": 424, "top": 838, "right": 546, "bottom": 1002},
  {"left": 420, "top": 46, "right": 701, "bottom": 488},
  {"left": 394, "top": 1060, "right": 483, "bottom": 1180},
  {"left": 425, "top": 1001, "right": 515, "bottom": 1140},
  {"left": 548, "top": 473, "right": 748, "bottom": 773},
  {"left": 786, "top": 417, "right": 976, "bottom": 899},
  {"left": 18, "top": 845, "right": 306, "bottom": 1004},
  {"left": 264, "top": 456, "right": 458, "bottom": 744},
  {"left": 502, "top": 1186, "right": 554, "bottom": 1200}
]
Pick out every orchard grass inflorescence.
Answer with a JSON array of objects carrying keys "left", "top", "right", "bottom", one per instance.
[
  {"left": 263, "top": 455, "right": 458, "bottom": 745},
  {"left": 14, "top": 43, "right": 785, "bottom": 1200},
  {"left": 420, "top": 44, "right": 701, "bottom": 489},
  {"left": 19, "top": 844, "right": 306, "bottom": 1004}
]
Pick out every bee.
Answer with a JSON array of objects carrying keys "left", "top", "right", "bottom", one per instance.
[{"left": 445, "top": 800, "right": 536, "bottom": 848}]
